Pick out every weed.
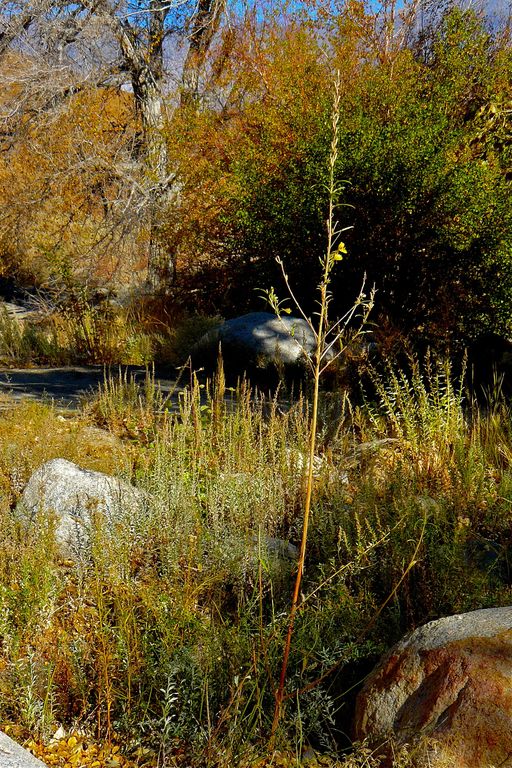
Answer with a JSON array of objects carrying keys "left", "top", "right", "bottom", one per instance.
[
  {"left": 265, "top": 72, "right": 373, "bottom": 741},
  {"left": 0, "top": 355, "right": 511, "bottom": 764}
]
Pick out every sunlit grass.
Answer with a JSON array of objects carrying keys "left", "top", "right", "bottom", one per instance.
[{"left": 0, "top": 357, "right": 511, "bottom": 765}]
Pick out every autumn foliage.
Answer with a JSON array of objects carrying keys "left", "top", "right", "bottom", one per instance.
[{"left": 0, "top": 0, "right": 511, "bottom": 346}]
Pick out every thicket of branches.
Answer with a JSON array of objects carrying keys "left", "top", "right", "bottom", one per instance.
[{"left": 0, "top": 0, "right": 511, "bottom": 346}]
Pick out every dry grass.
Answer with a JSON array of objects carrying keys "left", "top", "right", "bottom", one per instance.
[
  {"left": 0, "top": 398, "right": 132, "bottom": 504},
  {"left": 0, "top": 298, "right": 220, "bottom": 368},
  {"left": 0, "top": 358, "right": 510, "bottom": 766}
]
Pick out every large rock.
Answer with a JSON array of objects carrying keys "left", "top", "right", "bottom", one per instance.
[
  {"left": 0, "top": 731, "right": 48, "bottom": 767},
  {"left": 192, "top": 312, "right": 319, "bottom": 380},
  {"left": 18, "top": 458, "right": 148, "bottom": 560},
  {"left": 354, "top": 606, "right": 512, "bottom": 767}
]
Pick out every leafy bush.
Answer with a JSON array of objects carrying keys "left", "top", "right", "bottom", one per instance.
[{"left": 174, "top": 8, "right": 512, "bottom": 347}]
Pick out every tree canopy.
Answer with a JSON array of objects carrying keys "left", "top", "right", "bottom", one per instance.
[{"left": 0, "top": 0, "right": 511, "bottom": 345}]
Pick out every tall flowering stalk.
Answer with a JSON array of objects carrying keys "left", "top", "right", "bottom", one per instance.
[{"left": 268, "top": 72, "right": 374, "bottom": 743}]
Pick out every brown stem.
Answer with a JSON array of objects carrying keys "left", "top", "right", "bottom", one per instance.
[
  {"left": 271, "top": 204, "right": 333, "bottom": 746},
  {"left": 269, "top": 72, "right": 348, "bottom": 747}
]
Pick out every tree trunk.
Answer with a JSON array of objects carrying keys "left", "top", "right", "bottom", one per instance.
[
  {"left": 133, "top": 70, "right": 175, "bottom": 291},
  {"left": 181, "top": 0, "right": 224, "bottom": 108},
  {"left": 90, "top": 0, "right": 224, "bottom": 290}
]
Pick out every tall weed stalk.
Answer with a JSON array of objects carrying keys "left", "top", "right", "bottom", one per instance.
[{"left": 267, "top": 73, "right": 374, "bottom": 741}]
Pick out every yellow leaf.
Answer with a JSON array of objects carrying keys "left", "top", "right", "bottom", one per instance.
[{"left": 67, "top": 736, "right": 78, "bottom": 748}]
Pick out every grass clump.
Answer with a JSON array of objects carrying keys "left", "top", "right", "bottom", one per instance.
[
  {"left": 0, "top": 356, "right": 511, "bottom": 765},
  {"left": 47, "top": 299, "right": 156, "bottom": 366},
  {"left": 0, "top": 305, "right": 59, "bottom": 366},
  {"left": 0, "top": 293, "right": 222, "bottom": 369}
]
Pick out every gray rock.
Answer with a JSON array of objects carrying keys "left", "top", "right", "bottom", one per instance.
[
  {"left": 259, "top": 536, "right": 298, "bottom": 561},
  {"left": 209, "top": 533, "right": 298, "bottom": 568},
  {"left": 354, "top": 606, "right": 512, "bottom": 768},
  {"left": 0, "top": 731, "right": 48, "bottom": 767},
  {"left": 1, "top": 301, "right": 40, "bottom": 323},
  {"left": 193, "top": 312, "right": 319, "bottom": 373},
  {"left": 18, "top": 458, "right": 148, "bottom": 560}
]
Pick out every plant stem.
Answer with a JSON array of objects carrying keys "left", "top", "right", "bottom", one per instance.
[{"left": 270, "top": 73, "right": 341, "bottom": 746}]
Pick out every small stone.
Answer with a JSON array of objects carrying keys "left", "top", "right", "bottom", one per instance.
[{"left": 301, "top": 745, "right": 318, "bottom": 764}]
